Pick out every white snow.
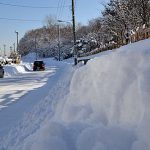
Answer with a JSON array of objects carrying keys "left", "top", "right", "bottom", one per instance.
[
  {"left": 4, "top": 64, "right": 28, "bottom": 77},
  {"left": 0, "top": 39, "right": 150, "bottom": 150}
]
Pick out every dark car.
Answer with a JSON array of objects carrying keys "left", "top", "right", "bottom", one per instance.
[
  {"left": 0, "top": 64, "right": 4, "bottom": 78},
  {"left": 33, "top": 60, "right": 45, "bottom": 71}
]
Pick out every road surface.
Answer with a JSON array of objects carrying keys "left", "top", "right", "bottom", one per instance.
[{"left": 0, "top": 67, "right": 57, "bottom": 137}]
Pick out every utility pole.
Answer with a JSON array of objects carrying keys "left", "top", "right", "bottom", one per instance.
[
  {"left": 3, "top": 44, "right": 6, "bottom": 56},
  {"left": 15, "top": 31, "right": 19, "bottom": 52},
  {"left": 57, "top": 20, "right": 71, "bottom": 61},
  {"left": 72, "top": 0, "right": 77, "bottom": 65},
  {"left": 57, "top": 24, "right": 61, "bottom": 61},
  {"left": 10, "top": 46, "right": 13, "bottom": 54},
  {"left": 0, "top": 47, "right": 1, "bottom": 56},
  {"left": 13, "top": 43, "right": 15, "bottom": 52},
  {"left": 35, "top": 35, "right": 37, "bottom": 60}
]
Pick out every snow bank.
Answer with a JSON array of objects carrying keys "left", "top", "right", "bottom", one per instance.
[
  {"left": 3, "top": 57, "right": 33, "bottom": 77},
  {"left": 60, "top": 39, "right": 150, "bottom": 150},
  {"left": 4, "top": 64, "right": 27, "bottom": 77},
  {"left": 21, "top": 53, "right": 36, "bottom": 63},
  {"left": 1, "top": 39, "right": 150, "bottom": 150},
  {"left": 21, "top": 63, "right": 33, "bottom": 71}
]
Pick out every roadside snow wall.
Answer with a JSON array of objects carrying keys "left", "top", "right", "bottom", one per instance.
[{"left": 60, "top": 39, "right": 150, "bottom": 150}]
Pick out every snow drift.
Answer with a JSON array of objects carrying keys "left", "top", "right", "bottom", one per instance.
[
  {"left": 4, "top": 64, "right": 27, "bottom": 77},
  {"left": 3, "top": 63, "right": 33, "bottom": 77},
  {"left": 60, "top": 40, "right": 150, "bottom": 150},
  {"left": 1, "top": 39, "right": 150, "bottom": 150}
]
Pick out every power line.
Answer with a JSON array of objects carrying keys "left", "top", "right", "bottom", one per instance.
[
  {"left": 57, "top": 0, "right": 70, "bottom": 21},
  {"left": 0, "top": 2, "right": 70, "bottom": 9},
  {"left": 0, "top": 17, "right": 41, "bottom": 22},
  {"left": 56, "top": 0, "right": 64, "bottom": 20},
  {"left": 59, "top": 0, "right": 66, "bottom": 20},
  {"left": 56, "top": 0, "right": 61, "bottom": 20},
  {"left": 58, "top": 0, "right": 64, "bottom": 19}
]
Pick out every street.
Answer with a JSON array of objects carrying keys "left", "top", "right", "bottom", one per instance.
[{"left": 0, "top": 67, "right": 57, "bottom": 137}]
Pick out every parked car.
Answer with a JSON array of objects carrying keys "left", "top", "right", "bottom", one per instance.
[
  {"left": 33, "top": 60, "right": 45, "bottom": 71},
  {"left": 0, "top": 57, "right": 6, "bottom": 65},
  {"left": 0, "top": 64, "right": 4, "bottom": 78}
]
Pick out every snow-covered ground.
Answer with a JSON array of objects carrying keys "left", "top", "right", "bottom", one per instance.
[
  {"left": 0, "top": 56, "right": 74, "bottom": 140},
  {"left": 0, "top": 39, "right": 150, "bottom": 150}
]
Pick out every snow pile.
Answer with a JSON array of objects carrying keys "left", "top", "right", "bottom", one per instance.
[
  {"left": 3, "top": 54, "right": 34, "bottom": 77},
  {"left": 21, "top": 62, "right": 33, "bottom": 71},
  {"left": 21, "top": 53, "right": 36, "bottom": 63},
  {"left": 4, "top": 64, "right": 27, "bottom": 77},
  {"left": 1, "top": 39, "right": 150, "bottom": 150},
  {"left": 60, "top": 40, "right": 150, "bottom": 150}
]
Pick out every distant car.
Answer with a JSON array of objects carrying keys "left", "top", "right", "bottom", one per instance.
[
  {"left": 33, "top": 60, "right": 45, "bottom": 71},
  {"left": 0, "top": 64, "right": 4, "bottom": 78}
]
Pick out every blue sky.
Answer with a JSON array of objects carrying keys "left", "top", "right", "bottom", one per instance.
[{"left": 0, "top": 0, "right": 107, "bottom": 55}]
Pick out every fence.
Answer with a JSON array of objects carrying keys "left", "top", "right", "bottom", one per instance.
[
  {"left": 130, "top": 27, "right": 150, "bottom": 42},
  {"left": 79, "top": 27, "right": 150, "bottom": 57}
]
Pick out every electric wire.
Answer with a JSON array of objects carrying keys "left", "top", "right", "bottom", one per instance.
[
  {"left": 57, "top": 0, "right": 70, "bottom": 23},
  {"left": 0, "top": 2, "right": 69, "bottom": 9},
  {"left": 0, "top": 17, "right": 41, "bottom": 22},
  {"left": 59, "top": 0, "right": 66, "bottom": 20},
  {"left": 56, "top": 0, "right": 62, "bottom": 20},
  {"left": 0, "top": 1, "right": 71, "bottom": 23},
  {"left": 57, "top": 0, "right": 64, "bottom": 20},
  {"left": 59, "top": 0, "right": 64, "bottom": 19}
]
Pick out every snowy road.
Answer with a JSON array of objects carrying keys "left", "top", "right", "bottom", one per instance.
[
  {"left": 0, "top": 67, "right": 57, "bottom": 137},
  {"left": 0, "top": 69, "right": 55, "bottom": 110}
]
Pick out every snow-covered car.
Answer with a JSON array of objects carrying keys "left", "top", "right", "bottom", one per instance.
[
  {"left": 0, "top": 64, "right": 4, "bottom": 78},
  {"left": 33, "top": 60, "right": 45, "bottom": 71},
  {"left": 5, "top": 57, "right": 13, "bottom": 64},
  {"left": 0, "top": 57, "right": 6, "bottom": 64}
]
